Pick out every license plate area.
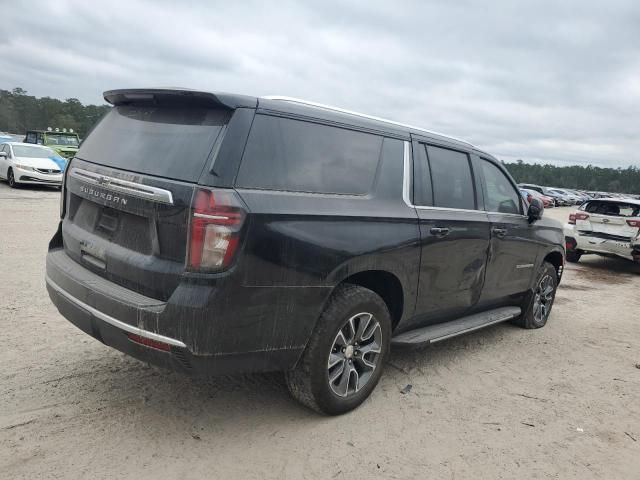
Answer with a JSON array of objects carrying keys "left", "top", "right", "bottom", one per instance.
[{"left": 69, "top": 195, "right": 153, "bottom": 255}]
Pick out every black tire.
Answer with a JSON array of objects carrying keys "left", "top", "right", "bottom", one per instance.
[
  {"left": 286, "top": 284, "right": 392, "bottom": 415},
  {"left": 566, "top": 250, "right": 581, "bottom": 263},
  {"left": 514, "top": 262, "right": 558, "bottom": 329},
  {"left": 7, "top": 168, "right": 17, "bottom": 188}
]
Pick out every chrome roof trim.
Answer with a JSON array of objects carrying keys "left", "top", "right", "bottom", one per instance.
[{"left": 262, "top": 96, "right": 474, "bottom": 147}]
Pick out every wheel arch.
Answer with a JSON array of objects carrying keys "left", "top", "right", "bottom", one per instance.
[
  {"left": 543, "top": 249, "right": 565, "bottom": 284},
  {"left": 334, "top": 269, "right": 405, "bottom": 332}
]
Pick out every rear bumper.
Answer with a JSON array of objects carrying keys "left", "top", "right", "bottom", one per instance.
[
  {"left": 564, "top": 224, "right": 637, "bottom": 261},
  {"left": 46, "top": 249, "right": 306, "bottom": 375}
]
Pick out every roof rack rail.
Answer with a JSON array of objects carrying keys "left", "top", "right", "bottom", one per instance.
[{"left": 261, "top": 96, "right": 474, "bottom": 147}]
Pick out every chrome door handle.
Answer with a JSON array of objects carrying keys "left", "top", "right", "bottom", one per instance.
[
  {"left": 492, "top": 227, "right": 507, "bottom": 238},
  {"left": 430, "top": 227, "right": 450, "bottom": 237}
]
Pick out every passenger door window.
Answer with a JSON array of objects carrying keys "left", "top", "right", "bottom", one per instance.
[
  {"left": 426, "top": 145, "right": 476, "bottom": 210},
  {"left": 480, "top": 159, "right": 522, "bottom": 215}
]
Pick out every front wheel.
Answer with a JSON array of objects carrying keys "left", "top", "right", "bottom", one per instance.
[
  {"left": 514, "top": 262, "right": 558, "bottom": 329},
  {"left": 7, "top": 168, "right": 17, "bottom": 188},
  {"left": 286, "top": 284, "right": 391, "bottom": 415}
]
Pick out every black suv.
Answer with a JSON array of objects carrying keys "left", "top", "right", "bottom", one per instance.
[{"left": 46, "top": 88, "right": 564, "bottom": 414}]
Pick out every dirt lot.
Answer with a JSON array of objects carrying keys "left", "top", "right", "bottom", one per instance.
[{"left": 1, "top": 183, "right": 638, "bottom": 479}]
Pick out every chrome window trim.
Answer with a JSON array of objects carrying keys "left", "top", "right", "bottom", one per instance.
[
  {"left": 403, "top": 141, "right": 528, "bottom": 218},
  {"left": 402, "top": 141, "right": 412, "bottom": 207},
  {"left": 486, "top": 211, "right": 529, "bottom": 219},
  {"left": 46, "top": 275, "right": 187, "bottom": 348},
  {"left": 263, "top": 96, "right": 473, "bottom": 147},
  {"left": 69, "top": 167, "right": 174, "bottom": 205},
  {"left": 402, "top": 141, "right": 487, "bottom": 215}
]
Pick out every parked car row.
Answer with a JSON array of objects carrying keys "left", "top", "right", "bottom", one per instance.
[
  {"left": 518, "top": 184, "right": 592, "bottom": 206},
  {"left": 518, "top": 184, "right": 639, "bottom": 208}
]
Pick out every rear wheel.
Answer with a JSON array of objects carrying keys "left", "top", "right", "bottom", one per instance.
[
  {"left": 7, "top": 168, "right": 17, "bottom": 188},
  {"left": 286, "top": 284, "right": 391, "bottom": 415},
  {"left": 514, "top": 262, "right": 557, "bottom": 329},
  {"left": 566, "top": 250, "right": 582, "bottom": 263}
]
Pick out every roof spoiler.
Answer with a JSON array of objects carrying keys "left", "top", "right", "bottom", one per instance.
[{"left": 103, "top": 88, "right": 257, "bottom": 110}]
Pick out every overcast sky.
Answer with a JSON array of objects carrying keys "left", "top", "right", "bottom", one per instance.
[{"left": 1, "top": 0, "right": 638, "bottom": 167}]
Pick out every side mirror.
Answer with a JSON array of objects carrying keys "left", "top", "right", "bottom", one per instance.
[
  {"left": 0, "top": 152, "right": 7, "bottom": 159},
  {"left": 527, "top": 197, "right": 544, "bottom": 223}
]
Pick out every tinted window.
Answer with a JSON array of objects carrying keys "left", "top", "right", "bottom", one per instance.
[
  {"left": 25, "top": 132, "right": 37, "bottom": 143},
  {"left": 413, "top": 143, "right": 433, "bottom": 206},
  {"left": 426, "top": 145, "right": 475, "bottom": 210},
  {"left": 77, "top": 105, "right": 229, "bottom": 182},
  {"left": 480, "top": 159, "right": 521, "bottom": 214},
  {"left": 237, "top": 115, "right": 383, "bottom": 195}
]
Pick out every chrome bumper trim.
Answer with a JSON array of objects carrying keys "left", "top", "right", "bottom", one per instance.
[{"left": 46, "top": 275, "right": 187, "bottom": 348}]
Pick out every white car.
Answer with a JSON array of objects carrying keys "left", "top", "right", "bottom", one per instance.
[
  {"left": 0, "top": 142, "right": 66, "bottom": 188},
  {"left": 564, "top": 198, "right": 640, "bottom": 263}
]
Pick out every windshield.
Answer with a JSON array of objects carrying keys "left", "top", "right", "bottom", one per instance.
[
  {"left": 12, "top": 145, "right": 58, "bottom": 158},
  {"left": 45, "top": 134, "right": 79, "bottom": 146}
]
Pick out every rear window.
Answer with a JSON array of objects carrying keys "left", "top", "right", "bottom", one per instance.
[
  {"left": 236, "top": 115, "right": 383, "bottom": 195},
  {"left": 583, "top": 201, "right": 640, "bottom": 217},
  {"left": 77, "top": 105, "right": 229, "bottom": 182}
]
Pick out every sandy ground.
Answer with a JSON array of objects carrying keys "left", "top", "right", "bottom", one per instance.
[{"left": 0, "top": 183, "right": 638, "bottom": 480}]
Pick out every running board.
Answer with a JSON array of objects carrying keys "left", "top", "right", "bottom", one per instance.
[{"left": 391, "top": 306, "right": 521, "bottom": 347}]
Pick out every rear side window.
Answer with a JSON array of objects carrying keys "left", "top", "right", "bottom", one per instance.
[
  {"left": 584, "top": 201, "right": 640, "bottom": 217},
  {"left": 480, "top": 159, "right": 521, "bottom": 214},
  {"left": 426, "top": 145, "right": 475, "bottom": 210},
  {"left": 236, "top": 115, "right": 383, "bottom": 195},
  {"left": 77, "top": 106, "right": 229, "bottom": 182}
]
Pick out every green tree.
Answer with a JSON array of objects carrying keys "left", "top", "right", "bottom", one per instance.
[
  {"left": 505, "top": 160, "right": 640, "bottom": 195},
  {"left": 0, "top": 87, "right": 110, "bottom": 137}
]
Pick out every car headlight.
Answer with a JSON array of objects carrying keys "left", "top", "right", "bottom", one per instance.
[{"left": 14, "top": 164, "right": 35, "bottom": 171}]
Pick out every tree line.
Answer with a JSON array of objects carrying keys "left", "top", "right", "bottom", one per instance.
[
  {"left": 504, "top": 160, "right": 640, "bottom": 195},
  {"left": 1, "top": 87, "right": 637, "bottom": 193},
  {"left": 0, "top": 88, "right": 111, "bottom": 138}
]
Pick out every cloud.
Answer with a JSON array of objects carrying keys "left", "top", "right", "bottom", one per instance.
[{"left": 0, "top": 0, "right": 638, "bottom": 167}]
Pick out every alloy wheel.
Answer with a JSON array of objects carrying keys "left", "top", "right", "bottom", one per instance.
[
  {"left": 533, "top": 274, "right": 555, "bottom": 324},
  {"left": 327, "top": 312, "right": 382, "bottom": 397}
]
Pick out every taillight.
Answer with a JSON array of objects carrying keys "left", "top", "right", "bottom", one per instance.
[
  {"left": 60, "top": 159, "right": 72, "bottom": 218},
  {"left": 187, "top": 188, "right": 246, "bottom": 272},
  {"left": 568, "top": 212, "right": 589, "bottom": 225},
  {"left": 627, "top": 219, "right": 640, "bottom": 228}
]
